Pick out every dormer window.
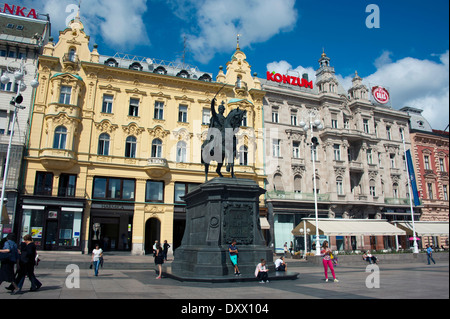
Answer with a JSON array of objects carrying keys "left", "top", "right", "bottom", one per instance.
[
  {"left": 176, "top": 70, "right": 190, "bottom": 78},
  {"left": 104, "top": 58, "right": 118, "bottom": 67},
  {"left": 129, "top": 62, "right": 143, "bottom": 71},
  {"left": 199, "top": 74, "right": 212, "bottom": 82},
  {"left": 154, "top": 66, "right": 166, "bottom": 75}
]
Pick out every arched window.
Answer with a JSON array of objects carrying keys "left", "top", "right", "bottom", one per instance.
[
  {"left": 53, "top": 126, "right": 67, "bottom": 149},
  {"left": 369, "top": 179, "right": 376, "bottom": 197},
  {"left": 336, "top": 176, "right": 343, "bottom": 195},
  {"left": 176, "top": 141, "right": 187, "bottom": 163},
  {"left": 393, "top": 183, "right": 399, "bottom": 198},
  {"left": 125, "top": 136, "right": 137, "bottom": 158},
  {"left": 273, "top": 173, "right": 284, "bottom": 191},
  {"left": 294, "top": 175, "right": 302, "bottom": 193},
  {"left": 239, "top": 145, "right": 248, "bottom": 166},
  {"left": 98, "top": 133, "right": 110, "bottom": 156},
  {"left": 152, "top": 138, "right": 162, "bottom": 158}
]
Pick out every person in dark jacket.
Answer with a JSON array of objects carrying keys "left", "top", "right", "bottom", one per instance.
[
  {"left": 15, "top": 234, "right": 42, "bottom": 291},
  {"left": 0, "top": 234, "right": 20, "bottom": 294}
]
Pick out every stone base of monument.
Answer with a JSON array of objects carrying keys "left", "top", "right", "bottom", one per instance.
[{"left": 170, "top": 177, "right": 299, "bottom": 282}]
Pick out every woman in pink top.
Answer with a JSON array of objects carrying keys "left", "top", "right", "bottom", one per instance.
[{"left": 321, "top": 241, "right": 338, "bottom": 282}]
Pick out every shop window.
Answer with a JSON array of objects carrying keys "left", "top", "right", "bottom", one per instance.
[
  {"left": 146, "top": 180, "right": 164, "bottom": 202},
  {"left": 34, "top": 172, "right": 53, "bottom": 196},
  {"left": 59, "top": 211, "right": 82, "bottom": 247},
  {"left": 21, "top": 210, "right": 45, "bottom": 247}
]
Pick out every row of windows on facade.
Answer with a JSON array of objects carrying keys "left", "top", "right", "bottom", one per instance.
[
  {"left": 58, "top": 86, "right": 249, "bottom": 126},
  {"left": 272, "top": 172, "right": 449, "bottom": 201},
  {"left": 52, "top": 125, "right": 250, "bottom": 164},
  {"left": 272, "top": 138, "right": 406, "bottom": 168},
  {"left": 272, "top": 108, "right": 406, "bottom": 141},
  {"left": 0, "top": 49, "right": 28, "bottom": 60},
  {"left": 33, "top": 171, "right": 200, "bottom": 203}
]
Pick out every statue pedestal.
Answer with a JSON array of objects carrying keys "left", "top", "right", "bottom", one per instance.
[{"left": 171, "top": 178, "right": 273, "bottom": 279}]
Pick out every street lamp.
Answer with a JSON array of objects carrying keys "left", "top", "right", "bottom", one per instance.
[
  {"left": 0, "top": 58, "right": 39, "bottom": 227},
  {"left": 299, "top": 226, "right": 311, "bottom": 259},
  {"left": 299, "top": 108, "right": 323, "bottom": 256}
]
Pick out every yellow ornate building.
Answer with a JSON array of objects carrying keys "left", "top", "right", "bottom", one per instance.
[{"left": 19, "top": 16, "right": 266, "bottom": 254}]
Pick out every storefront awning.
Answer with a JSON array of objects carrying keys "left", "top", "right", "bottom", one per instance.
[
  {"left": 292, "top": 218, "right": 406, "bottom": 236},
  {"left": 260, "top": 217, "right": 270, "bottom": 230},
  {"left": 394, "top": 221, "right": 449, "bottom": 236}
]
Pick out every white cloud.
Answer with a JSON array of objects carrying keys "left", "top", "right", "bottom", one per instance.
[
  {"left": 32, "top": 0, "right": 149, "bottom": 49},
  {"left": 266, "top": 50, "right": 449, "bottom": 130},
  {"left": 364, "top": 50, "right": 449, "bottom": 130},
  {"left": 266, "top": 60, "right": 316, "bottom": 82},
  {"left": 168, "top": 0, "right": 298, "bottom": 64}
]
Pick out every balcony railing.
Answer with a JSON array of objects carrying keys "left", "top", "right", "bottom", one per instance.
[{"left": 267, "top": 191, "right": 330, "bottom": 201}]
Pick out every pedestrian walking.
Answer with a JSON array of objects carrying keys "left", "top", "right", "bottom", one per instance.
[
  {"left": 289, "top": 241, "right": 294, "bottom": 256},
  {"left": 426, "top": 244, "right": 436, "bottom": 265},
  {"left": 91, "top": 244, "right": 103, "bottom": 276},
  {"left": 229, "top": 239, "right": 241, "bottom": 276},
  {"left": 0, "top": 234, "right": 20, "bottom": 294},
  {"left": 255, "top": 259, "right": 269, "bottom": 283},
  {"left": 15, "top": 234, "right": 42, "bottom": 292},
  {"left": 155, "top": 244, "right": 164, "bottom": 279},
  {"left": 163, "top": 240, "right": 170, "bottom": 261},
  {"left": 321, "top": 241, "right": 338, "bottom": 282},
  {"left": 283, "top": 242, "right": 288, "bottom": 257}
]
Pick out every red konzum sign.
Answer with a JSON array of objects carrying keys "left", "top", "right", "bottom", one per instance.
[
  {"left": 267, "top": 71, "right": 313, "bottom": 89},
  {"left": 0, "top": 3, "right": 38, "bottom": 19}
]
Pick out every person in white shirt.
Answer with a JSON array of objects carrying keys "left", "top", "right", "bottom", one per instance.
[
  {"left": 275, "top": 256, "right": 287, "bottom": 271},
  {"left": 255, "top": 259, "right": 269, "bottom": 283},
  {"left": 91, "top": 244, "right": 103, "bottom": 276}
]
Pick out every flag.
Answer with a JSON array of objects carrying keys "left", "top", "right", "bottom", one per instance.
[{"left": 405, "top": 150, "right": 420, "bottom": 206}]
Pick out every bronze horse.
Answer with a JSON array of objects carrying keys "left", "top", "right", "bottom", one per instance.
[{"left": 201, "top": 99, "right": 246, "bottom": 181}]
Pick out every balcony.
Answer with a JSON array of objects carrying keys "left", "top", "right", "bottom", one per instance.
[
  {"left": 39, "top": 149, "right": 77, "bottom": 170},
  {"left": 267, "top": 191, "right": 330, "bottom": 202},
  {"left": 62, "top": 53, "right": 80, "bottom": 68},
  {"left": 145, "top": 157, "right": 169, "bottom": 178}
]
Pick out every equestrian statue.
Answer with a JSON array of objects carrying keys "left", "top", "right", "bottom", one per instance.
[{"left": 201, "top": 97, "right": 246, "bottom": 182}]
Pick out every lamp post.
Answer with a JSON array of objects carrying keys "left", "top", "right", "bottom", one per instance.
[
  {"left": 0, "top": 58, "right": 39, "bottom": 227},
  {"left": 299, "top": 108, "right": 323, "bottom": 256},
  {"left": 299, "top": 226, "right": 311, "bottom": 259},
  {"left": 402, "top": 136, "right": 419, "bottom": 254}
]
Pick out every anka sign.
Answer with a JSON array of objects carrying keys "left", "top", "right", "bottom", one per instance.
[
  {"left": 267, "top": 71, "right": 313, "bottom": 89},
  {"left": 372, "top": 86, "right": 390, "bottom": 104},
  {"left": 0, "top": 3, "right": 38, "bottom": 19}
]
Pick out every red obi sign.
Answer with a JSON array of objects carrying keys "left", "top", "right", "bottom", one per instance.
[
  {"left": 372, "top": 86, "right": 390, "bottom": 104},
  {"left": 267, "top": 71, "right": 313, "bottom": 89},
  {"left": 0, "top": 3, "right": 38, "bottom": 19}
]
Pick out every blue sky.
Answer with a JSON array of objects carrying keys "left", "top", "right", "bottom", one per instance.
[{"left": 7, "top": 0, "right": 449, "bottom": 130}]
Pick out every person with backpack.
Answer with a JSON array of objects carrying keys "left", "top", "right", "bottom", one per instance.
[{"left": 0, "top": 234, "right": 20, "bottom": 294}]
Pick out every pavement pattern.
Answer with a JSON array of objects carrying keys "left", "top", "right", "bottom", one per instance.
[{"left": 1, "top": 252, "right": 448, "bottom": 301}]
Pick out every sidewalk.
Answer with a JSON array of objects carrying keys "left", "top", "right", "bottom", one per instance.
[{"left": 1, "top": 251, "right": 448, "bottom": 300}]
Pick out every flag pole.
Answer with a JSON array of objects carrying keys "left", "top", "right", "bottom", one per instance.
[{"left": 403, "top": 136, "right": 419, "bottom": 254}]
